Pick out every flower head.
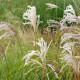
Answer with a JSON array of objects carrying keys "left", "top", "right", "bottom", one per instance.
[
  {"left": 60, "top": 54, "right": 80, "bottom": 74},
  {"left": 23, "top": 6, "right": 41, "bottom": 32},
  {"left": 60, "top": 4, "right": 77, "bottom": 29},
  {"left": 46, "top": 3, "right": 58, "bottom": 9}
]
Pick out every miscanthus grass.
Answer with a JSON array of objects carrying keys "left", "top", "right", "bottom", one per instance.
[
  {"left": 0, "top": 1, "right": 80, "bottom": 80},
  {"left": 23, "top": 38, "right": 59, "bottom": 80},
  {"left": 23, "top": 6, "right": 42, "bottom": 33},
  {"left": 60, "top": 4, "right": 80, "bottom": 29},
  {"left": 22, "top": 3, "right": 80, "bottom": 80},
  {"left": 45, "top": 3, "right": 80, "bottom": 80},
  {"left": 0, "top": 22, "right": 18, "bottom": 80},
  {"left": 23, "top": 5, "right": 42, "bottom": 80},
  {"left": 46, "top": 3, "right": 58, "bottom": 9},
  {"left": 59, "top": 6, "right": 80, "bottom": 76},
  {"left": 45, "top": 3, "right": 63, "bottom": 11},
  {"left": 0, "top": 22, "right": 17, "bottom": 60},
  {"left": 47, "top": 4, "right": 80, "bottom": 31},
  {"left": 60, "top": 26, "right": 80, "bottom": 80}
]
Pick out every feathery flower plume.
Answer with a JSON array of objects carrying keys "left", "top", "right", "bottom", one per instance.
[
  {"left": 23, "top": 6, "right": 41, "bottom": 32},
  {"left": 60, "top": 42, "right": 77, "bottom": 55},
  {"left": 46, "top": 3, "right": 58, "bottom": 9},
  {"left": 60, "top": 33, "right": 80, "bottom": 44},
  {"left": 60, "top": 4, "right": 80, "bottom": 29},
  {"left": 0, "top": 43, "right": 5, "bottom": 60},
  {"left": 47, "top": 20, "right": 60, "bottom": 28},
  {"left": 23, "top": 38, "right": 58, "bottom": 79},
  {"left": 0, "top": 22, "right": 17, "bottom": 38},
  {"left": 60, "top": 26, "right": 80, "bottom": 76},
  {"left": 23, "top": 38, "right": 52, "bottom": 66},
  {"left": 0, "top": 22, "right": 17, "bottom": 59},
  {"left": 60, "top": 54, "right": 80, "bottom": 74},
  {"left": 23, "top": 51, "right": 39, "bottom": 66}
]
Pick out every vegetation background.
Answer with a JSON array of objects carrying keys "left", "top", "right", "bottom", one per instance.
[
  {"left": 0, "top": 0, "right": 79, "bottom": 27},
  {"left": 0, "top": 0, "right": 80, "bottom": 80}
]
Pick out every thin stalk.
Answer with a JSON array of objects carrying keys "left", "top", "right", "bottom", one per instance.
[
  {"left": 5, "top": 58, "right": 11, "bottom": 80},
  {"left": 3, "top": 53, "right": 10, "bottom": 80},
  {"left": 10, "top": 0, "right": 12, "bottom": 11},
  {"left": 74, "top": 72, "right": 77, "bottom": 80},
  {"left": 34, "top": 30, "right": 37, "bottom": 80},
  {"left": 73, "top": 0, "right": 80, "bottom": 16},
  {"left": 55, "top": 0, "right": 58, "bottom": 20},
  {"left": 76, "top": 60, "right": 79, "bottom": 80},
  {"left": 15, "top": 0, "right": 16, "bottom": 7},
  {"left": 15, "top": 38, "right": 17, "bottom": 48},
  {"left": 4, "top": 41, "right": 11, "bottom": 80},
  {"left": 9, "top": 0, "right": 12, "bottom": 11},
  {"left": 17, "top": 35, "right": 23, "bottom": 56},
  {"left": 77, "top": 73, "right": 79, "bottom": 80},
  {"left": 5, "top": 41, "right": 11, "bottom": 55},
  {"left": 64, "top": 0, "right": 65, "bottom": 10},
  {"left": 42, "top": 59, "right": 47, "bottom": 80}
]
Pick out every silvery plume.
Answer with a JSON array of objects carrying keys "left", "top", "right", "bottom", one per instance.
[
  {"left": 60, "top": 33, "right": 80, "bottom": 44},
  {"left": 60, "top": 27, "right": 80, "bottom": 74},
  {"left": 60, "top": 4, "right": 80, "bottom": 29},
  {"left": 0, "top": 22, "right": 17, "bottom": 39},
  {"left": 0, "top": 43, "right": 5, "bottom": 60},
  {"left": 60, "top": 4, "right": 76, "bottom": 28},
  {"left": 23, "top": 6, "right": 42, "bottom": 32},
  {"left": 0, "top": 22, "right": 17, "bottom": 59},
  {"left": 60, "top": 54, "right": 80, "bottom": 74},
  {"left": 23, "top": 38, "right": 59, "bottom": 79},
  {"left": 47, "top": 20, "right": 60, "bottom": 29},
  {"left": 60, "top": 42, "right": 77, "bottom": 55},
  {"left": 46, "top": 3, "right": 58, "bottom": 9},
  {"left": 60, "top": 27, "right": 80, "bottom": 55}
]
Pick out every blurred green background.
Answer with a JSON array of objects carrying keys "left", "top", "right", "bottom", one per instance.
[{"left": 0, "top": 0, "right": 80, "bottom": 28}]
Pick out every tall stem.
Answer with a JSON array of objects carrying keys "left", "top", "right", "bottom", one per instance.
[
  {"left": 74, "top": 72, "right": 77, "bottom": 80},
  {"left": 9, "top": 0, "right": 12, "bottom": 11},
  {"left": 73, "top": 0, "right": 80, "bottom": 16},
  {"left": 17, "top": 35, "right": 23, "bottom": 56},
  {"left": 55, "top": 0, "right": 58, "bottom": 20},
  {"left": 77, "top": 73, "right": 79, "bottom": 80},
  {"left": 35, "top": 30, "right": 37, "bottom": 80},
  {"left": 5, "top": 58, "right": 11, "bottom": 80},
  {"left": 64, "top": 0, "right": 65, "bottom": 10},
  {"left": 42, "top": 58, "right": 46, "bottom": 80},
  {"left": 4, "top": 41, "right": 11, "bottom": 80}
]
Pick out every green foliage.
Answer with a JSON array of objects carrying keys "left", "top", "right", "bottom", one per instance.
[
  {"left": 0, "top": 0, "right": 79, "bottom": 28},
  {"left": 0, "top": 0, "right": 80, "bottom": 80}
]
